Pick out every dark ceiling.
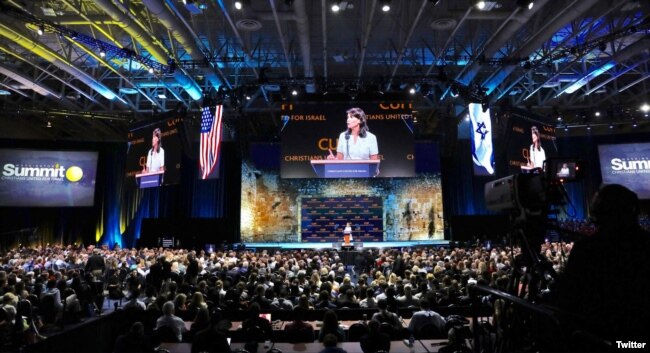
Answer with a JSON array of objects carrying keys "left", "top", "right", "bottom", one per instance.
[{"left": 0, "top": 0, "right": 649, "bottom": 142}]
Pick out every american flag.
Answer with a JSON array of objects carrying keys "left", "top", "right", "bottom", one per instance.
[{"left": 199, "top": 105, "right": 223, "bottom": 179}]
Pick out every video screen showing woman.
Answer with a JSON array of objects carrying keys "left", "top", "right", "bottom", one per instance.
[
  {"left": 143, "top": 128, "right": 165, "bottom": 173},
  {"left": 327, "top": 107, "right": 379, "bottom": 161},
  {"left": 523, "top": 126, "right": 546, "bottom": 171}
]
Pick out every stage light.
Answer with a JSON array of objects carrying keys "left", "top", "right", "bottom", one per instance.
[
  {"left": 234, "top": 1, "right": 242, "bottom": 10},
  {"left": 46, "top": 121, "right": 52, "bottom": 128},
  {"left": 476, "top": 1, "right": 486, "bottom": 10},
  {"left": 450, "top": 85, "right": 459, "bottom": 98},
  {"left": 381, "top": 0, "right": 391, "bottom": 12},
  {"left": 148, "top": 67, "right": 154, "bottom": 74},
  {"left": 641, "top": 103, "right": 650, "bottom": 113},
  {"left": 331, "top": 1, "right": 340, "bottom": 12},
  {"left": 291, "top": 89, "right": 298, "bottom": 96},
  {"left": 99, "top": 47, "right": 106, "bottom": 58},
  {"left": 564, "top": 125, "right": 569, "bottom": 132},
  {"left": 516, "top": 0, "right": 534, "bottom": 10},
  {"left": 595, "top": 111, "right": 600, "bottom": 117},
  {"left": 609, "top": 122, "right": 614, "bottom": 129},
  {"left": 409, "top": 87, "right": 416, "bottom": 95},
  {"left": 632, "top": 119, "right": 638, "bottom": 128},
  {"left": 586, "top": 124, "right": 591, "bottom": 131},
  {"left": 37, "top": 24, "right": 44, "bottom": 36}
]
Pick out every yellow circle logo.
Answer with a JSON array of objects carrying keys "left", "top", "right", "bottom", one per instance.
[{"left": 65, "top": 166, "right": 83, "bottom": 182}]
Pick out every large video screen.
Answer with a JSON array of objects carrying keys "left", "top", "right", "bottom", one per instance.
[
  {"left": 469, "top": 103, "right": 495, "bottom": 176},
  {"left": 280, "top": 102, "right": 415, "bottom": 178},
  {"left": 507, "top": 117, "right": 557, "bottom": 174},
  {"left": 0, "top": 149, "right": 98, "bottom": 207},
  {"left": 126, "top": 117, "right": 183, "bottom": 187},
  {"left": 598, "top": 143, "right": 650, "bottom": 199}
]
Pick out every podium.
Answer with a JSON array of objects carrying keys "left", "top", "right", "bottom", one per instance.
[
  {"left": 310, "top": 160, "right": 380, "bottom": 178},
  {"left": 135, "top": 171, "right": 164, "bottom": 188}
]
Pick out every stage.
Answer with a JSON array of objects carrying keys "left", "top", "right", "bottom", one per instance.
[{"left": 236, "top": 239, "right": 449, "bottom": 250}]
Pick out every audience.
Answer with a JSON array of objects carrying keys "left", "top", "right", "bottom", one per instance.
[{"left": 1, "top": 228, "right": 643, "bottom": 351}]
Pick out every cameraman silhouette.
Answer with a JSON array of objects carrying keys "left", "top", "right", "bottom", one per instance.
[{"left": 557, "top": 184, "right": 650, "bottom": 350}]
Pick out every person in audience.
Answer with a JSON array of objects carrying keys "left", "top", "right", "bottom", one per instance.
[
  {"left": 284, "top": 306, "right": 315, "bottom": 342},
  {"left": 186, "top": 292, "right": 207, "bottom": 319},
  {"left": 297, "top": 294, "right": 314, "bottom": 310},
  {"left": 241, "top": 302, "right": 273, "bottom": 340},
  {"left": 155, "top": 301, "right": 187, "bottom": 342},
  {"left": 407, "top": 299, "right": 445, "bottom": 336},
  {"left": 173, "top": 293, "right": 190, "bottom": 321},
  {"left": 439, "top": 326, "right": 472, "bottom": 353},
  {"left": 187, "top": 307, "right": 210, "bottom": 340},
  {"left": 271, "top": 289, "right": 294, "bottom": 310},
  {"left": 397, "top": 285, "right": 419, "bottom": 307},
  {"left": 315, "top": 290, "right": 337, "bottom": 309},
  {"left": 191, "top": 309, "right": 231, "bottom": 353},
  {"left": 318, "top": 309, "right": 345, "bottom": 343},
  {"left": 319, "top": 333, "right": 347, "bottom": 353},
  {"left": 360, "top": 319, "right": 391, "bottom": 353},
  {"left": 114, "top": 321, "right": 155, "bottom": 353},
  {"left": 557, "top": 184, "right": 650, "bottom": 347},
  {"left": 371, "top": 298, "right": 403, "bottom": 333},
  {"left": 359, "top": 287, "right": 377, "bottom": 308},
  {"left": 85, "top": 248, "right": 105, "bottom": 280},
  {"left": 40, "top": 279, "right": 63, "bottom": 322},
  {"left": 122, "top": 289, "right": 146, "bottom": 311},
  {"left": 336, "top": 288, "right": 359, "bottom": 308}
]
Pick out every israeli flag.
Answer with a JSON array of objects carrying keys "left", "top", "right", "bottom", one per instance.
[{"left": 469, "top": 103, "right": 494, "bottom": 175}]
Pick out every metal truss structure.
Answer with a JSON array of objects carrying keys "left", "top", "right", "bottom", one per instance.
[{"left": 0, "top": 0, "right": 648, "bottom": 141}]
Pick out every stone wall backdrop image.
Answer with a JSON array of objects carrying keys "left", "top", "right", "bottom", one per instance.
[{"left": 241, "top": 161, "right": 443, "bottom": 243}]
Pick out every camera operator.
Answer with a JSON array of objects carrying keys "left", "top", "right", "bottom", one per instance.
[{"left": 556, "top": 184, "right": 650, "bottom": 349}]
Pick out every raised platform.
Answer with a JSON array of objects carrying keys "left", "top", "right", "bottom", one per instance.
[{"left": 237, "top": 240, "right": 449, "bottom": 250}]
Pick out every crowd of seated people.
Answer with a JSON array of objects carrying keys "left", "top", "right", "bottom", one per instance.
[{"left": 0, "top": 240, "right": 578, "bottom": 352}]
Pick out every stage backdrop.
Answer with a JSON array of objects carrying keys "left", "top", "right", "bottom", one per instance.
[
  {"left": 301, "top": 196, "right": 383, "bottom": 243},
  {"left": 280, "top": 102, "right": 415, "bottom": 178},
  {"left": 241, "top": 141, "right": 443, "bottom": 243}
]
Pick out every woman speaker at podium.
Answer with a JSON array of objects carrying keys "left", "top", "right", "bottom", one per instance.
[
  {"left": 143, "top": 128, "right": 165, "bottom": 173},
  {"left": 343, "top": 222, "right": 353, "bottom": 245},
  {"left": 327, "top": 107, "right": 379, "bottom": 160}
]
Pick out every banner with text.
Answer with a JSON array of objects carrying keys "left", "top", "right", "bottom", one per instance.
[
  {"left": 598, "top": 143, "right": 650, "bottom": 199},
  {"left": 0, "top": 149, "right": 97, "bottom": 207}
]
